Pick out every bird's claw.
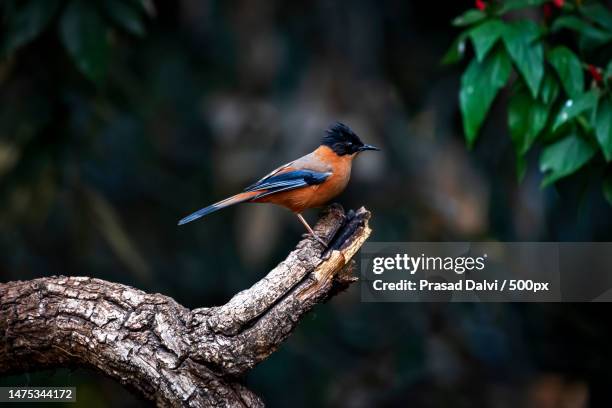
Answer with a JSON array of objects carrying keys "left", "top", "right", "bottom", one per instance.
[
  {"left": 314, "top": 234, "right": 328, "bottom": 248},
  {"left": 303, "top": 232, "right": 328, "bottom": 248}
]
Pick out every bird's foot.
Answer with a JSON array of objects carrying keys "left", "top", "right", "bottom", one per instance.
[{"left": 304, "top": 232, "right": 328, "bottom": 248}]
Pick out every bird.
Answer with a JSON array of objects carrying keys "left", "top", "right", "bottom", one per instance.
[{"left": 178, "top": 122, "right": 380, "bottom": 247}]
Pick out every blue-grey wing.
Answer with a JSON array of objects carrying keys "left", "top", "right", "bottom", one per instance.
[{"left": 244, "top": 169, "right": 331, "bottom": 199}]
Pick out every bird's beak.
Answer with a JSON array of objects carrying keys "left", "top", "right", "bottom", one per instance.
[{"left": 358, "top": 144, "right": 381, "bottom": 152}]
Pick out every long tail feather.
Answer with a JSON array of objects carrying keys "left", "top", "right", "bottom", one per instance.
[{"left": 178, "top": 191, "right": 259, "bottom": 226}]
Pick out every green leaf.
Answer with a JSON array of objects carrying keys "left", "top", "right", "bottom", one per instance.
[
  {"left": 595, "top": 96, "right": 612, "bottom": 161},
  {"left": 441, "top": 32, "right": 468, "bottom": 65},
  {"left": 497, "top": 0, "right": 547, "bottom": 14},
  {"left": 539, "top": 133, "right": 596, "bottom": 186},
  {"left": 60, "top": 1, "right": 110, "bottom": 84},
  {"left": 552, "top": 15, "right": 611, "bottom": 38},
  {"left": 551, "top": 15, "right": 612, "bottom": 48},
  {"left": 604, "top": 175, "right": 612, "bottom": 205},
  {"left": 552, "top": 90, "right": 598, "bottom": 131},
  {"left": 1, "top": 0, "right": 61, "bottom": 55},
  {"left": 547, "top": 46, "right": 584, "bottom": 98},
  {"left": 104, "top": 0, "right": 146, "bottom": 37},
  {"left": 452, "top": 9, "right": 487, "bottom": 27},
  {"left": 469, "top": 20, "right": 506, "bottom": 62},
  {"left": 540, "top": 72, "right": 560, "bottom": 105},
  {"left": 502, "top": 20, "right": 543, "bottom": 98},
  {"left": 509, "top": 85, "right": 549, "bottom": 155},
  {"left": 579, "top": 4, "right": 612, "bottom": 32},
  {"left": 460, "top": 48, "right": 512, "bottom": 147}
]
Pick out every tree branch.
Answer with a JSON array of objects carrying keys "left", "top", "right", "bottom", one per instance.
[{"left": 0, "top": 205, "right": 371, "bottom": 407}]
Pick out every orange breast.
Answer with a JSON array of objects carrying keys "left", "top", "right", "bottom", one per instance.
[{"left": 311, "top": 146, "right": 352, "bottom": 203}]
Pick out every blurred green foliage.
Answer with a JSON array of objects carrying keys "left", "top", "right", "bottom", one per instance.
[
  {"left": 446, "top": 0, "right": 612, "bottom": 202},
  {"left": 1, "top": 0, "right": 151, "bottom": 82}
]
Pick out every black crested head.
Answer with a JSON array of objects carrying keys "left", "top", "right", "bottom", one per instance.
[
  {"left": 321, "top": 122, "right": 380, "bottom": 156},
  {"left": 322, "top": 123, "right": 363, "bottom": 156}
]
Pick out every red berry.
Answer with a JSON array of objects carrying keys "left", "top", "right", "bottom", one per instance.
[
  {"left": 588, "top": 64, "right": 603, "bottom": 83},
  {"left": 553, "top": 0, "right": 564, "bottom": 8},
  {"left": 475, "top": 0, "right": 487, "bottom": 11},
  {"left": 543, "top": 3, "right": 552, "bottom": 19}
]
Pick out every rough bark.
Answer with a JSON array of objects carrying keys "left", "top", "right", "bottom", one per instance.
[{"left": 0, "top": 205, "right": 371, "bottom": 407}]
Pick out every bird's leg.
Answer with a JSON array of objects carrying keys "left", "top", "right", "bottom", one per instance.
[{"left": 296, "top": 213, "right": 328, "bottom": 248}]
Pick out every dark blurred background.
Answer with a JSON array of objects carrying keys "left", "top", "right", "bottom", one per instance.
[{"left": 2, "top": 0, "right": 612, "bottom": 407}]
